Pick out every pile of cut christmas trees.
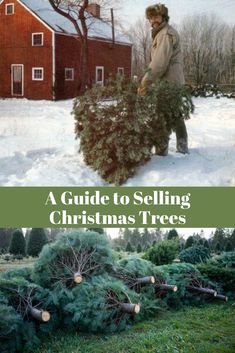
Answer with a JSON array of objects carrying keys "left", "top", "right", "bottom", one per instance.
[
  {"left": 0, "top": 231, "right": 229, "bottom": 353},
  {"left": 73, "top": 78, "right": 194, "bottom": 185}
]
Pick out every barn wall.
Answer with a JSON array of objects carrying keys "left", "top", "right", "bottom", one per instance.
[
  {"left": 55, "top": 34, "right": 132, "bottom": 100},
  {"left": 89, "top": 39, "right": 132, "bottom": 83},
  {"left": 0, "top": 0, "right": 53, "bottom": 100},
  {"left": 54, "top": 34, "right": 81, "bottom": 100}
]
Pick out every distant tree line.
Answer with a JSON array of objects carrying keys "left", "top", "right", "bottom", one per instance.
[
  {"left": 184, "top": 228, "right": 235, "bottom": 253},
  {"left": 111, "top": 228, "right": 235, "bottom": 254},
  {"left": 111, "top": 228, "right": 179, "bottom": 252},
  {"left": 1, "top": 227, "right": 234, "bottom": 259},
  {"left": 114, "top": 228, "right": 235, "bottom": 268},
  {"left": 0, "top": 228, "right": 65, "bottom": 258},
  {"left": 0, "top": 228, "right": 104, "bottom": 259}
]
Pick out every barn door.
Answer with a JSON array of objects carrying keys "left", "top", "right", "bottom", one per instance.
[{"left": 11, "top": 65, "right": 24, "bottom": 96}]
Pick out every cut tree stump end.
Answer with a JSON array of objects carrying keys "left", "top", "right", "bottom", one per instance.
[
  {"left": 74, "top": 273, "right": 83, "bottom": 284},
  {"left": 29, "top": 307, "right": 50, "bottom": 322},
  {"left": 158, "top": 284, "right": 178, "bottom": 292},
  {"left": 134, "top": 304, "right": 141, "bottom": 314},
  {"left": 120, "top": 303, "right": 141, "bottom": 314},
  {"left": 41, "top": 311, "right": 51, "bottom": 322},
  {"left": 215, "top": 294, "right": 228, "bottom": 302}
]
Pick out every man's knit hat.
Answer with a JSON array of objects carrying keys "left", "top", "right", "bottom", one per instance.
[{"left": 145, "top": 3, "right": 169, "bottom": 19}]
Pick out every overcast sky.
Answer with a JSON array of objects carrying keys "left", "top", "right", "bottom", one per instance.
[{"left": 119, "top": 0, "right": 235, "bottom": 28}]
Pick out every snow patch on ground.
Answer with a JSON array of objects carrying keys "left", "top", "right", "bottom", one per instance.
[{"left": 0, "top": 97, "right": 234, "bottom": 186}]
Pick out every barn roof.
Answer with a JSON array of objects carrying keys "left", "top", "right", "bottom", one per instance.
[{"left": 19, "top": 0, "right": 131, "bottom": 45}]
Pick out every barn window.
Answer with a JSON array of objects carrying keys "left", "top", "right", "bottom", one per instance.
[
  {"left": 65, "top": 68, "right": 74, "bottom": 81},
  {"left": 117, "top": 67, "right": 124, "bottom": 76},
  {"left": 32, "top": 33, "right": 44, "bottom": 46},
  {"left": 5, "top": 4, "right": 14, "bottom": 15},
  {"left": 32, "top": 68, "right": 44, "bottom": 81},
  {"left": 96, "top": 66, "right": 104, "bottom": 85}
]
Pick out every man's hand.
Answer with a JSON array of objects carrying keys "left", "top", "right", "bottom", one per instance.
[{"left": 137, "top": 86, "right": 147, "bottom": 96}]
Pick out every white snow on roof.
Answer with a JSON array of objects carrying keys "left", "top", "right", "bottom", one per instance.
[{"left": 19, "top": 0, "right": 132, "bottom": 45}]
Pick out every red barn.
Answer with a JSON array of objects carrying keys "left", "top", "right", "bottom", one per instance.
[{"left": 0, "top": 0, "right": 132, "bottom": 100}]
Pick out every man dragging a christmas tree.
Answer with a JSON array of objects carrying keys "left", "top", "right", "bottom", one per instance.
[{"left": 138, "top": 3, "right": 189, "bottom": 155}]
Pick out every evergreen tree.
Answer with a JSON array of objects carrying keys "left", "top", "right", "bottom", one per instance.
[
  {"left": 224, "top": 241, "right": 233, "bottom": 252},
  {"left": 151, "top": 228, "right": 162, "bottom": 243},
  {"left": 204, "top": 239, "right": 210, "bottom": 249},
  {"left": 143, "top": 239, "right": 179, "bottom": 266},
  {"left": 228, "top": 229, "right": 235, "bottom": 249},
  {"left": 87, "top": 228, "right": 105, "bottom": 234},
  {"left": 27, "top": 228, "right": 48, "bottom": 257},
  {"left": 215, "top": 242, "right": 222, "bottom": 254},
  {"left": 137, "top": 243, "right": 142, "bottom": 253},
  {"left": 114, "top": 228, "right": 124, "bottom": 245},
  {"left": 167, "top": 229, "right": 179, "bottom": 240},
  {"left": 179, "top": 245, "right": 211, "bottom": 264},
  {"left": 112, "top": 230, "right": 126, "bottom": 251},
  {"left": 131, "top": 229, "right": 141, "bottom": 248},
  {"left": 0, "top": 228, "right": 13, "bottom": 253},
  {"left": 74, "top": 79, "right": 193, "bottom": 184},
  {"left": 144, "top": 242, "right": 151, "bottom": 251},
  {"left": 123, "top": 229, "right": 132, "bottom": 246},
  {"left": 191, "top": 232, "right": 201, "bottom": 243},
  {"left": 212, "top": 228, "right": 226, "bottom": 250},
  {"left": 9, "top": 230, "right": 25, "bottom": 256},
  {"left": 198, "top": 238, "right": 205, "bottom": 246},
  {"left": 32, "top": 230, "right": 115, "bottom": 289},
  {"left": 141, "top": 229, "right": 151, "bottom": 248},
  {"left": 152, "top": 240, "right": 157, "bottom": 247},
  {"left": 185, "top": 235, "right": 195, "bottom": 249},
  {"left": 126, "top": 242, "right": 133, "bottom": 253}
]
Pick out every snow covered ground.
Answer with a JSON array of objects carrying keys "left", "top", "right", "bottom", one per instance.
[{"left": 0, "top": 97, "right": 235, "bottom": 186}]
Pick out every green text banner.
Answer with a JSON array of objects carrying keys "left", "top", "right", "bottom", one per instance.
[{"left": 0, "top": 187, "right": 234, "bottom": 228}]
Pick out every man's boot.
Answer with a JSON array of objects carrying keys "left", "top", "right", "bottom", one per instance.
[
  {"left": 175, "top": 119, "right": 189, "bottom": 154},
  {"left": 177, "top": 138, "right": 189, "bottom": 154}
]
